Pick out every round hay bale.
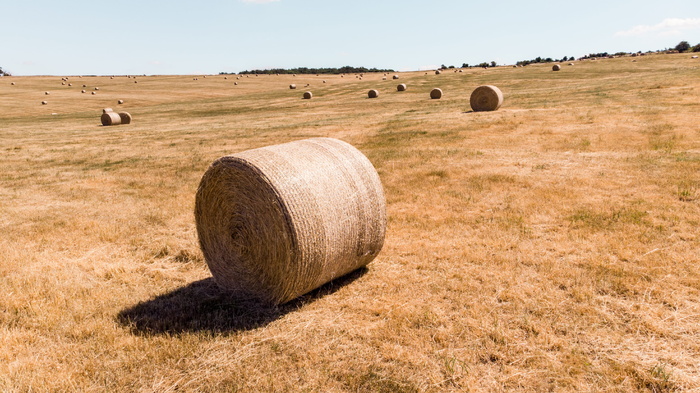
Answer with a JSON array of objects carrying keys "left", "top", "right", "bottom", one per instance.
[
  {"left": 45, "top": 91, "right": 50, "bottom": 95},
  {"left": 91, "top": 91, "right": 97, "bottom": 95},
  {"left": 569, "top": 62, "right": 575, "bottom": 66},
  {"left": 62, "top": 82, "right": 66, "bottom": 85},
  {"left": 435, "top": 70, "right": 441, "bottom": 75},
  {"left": 118, "top": 112, "right": 132, "bottom": 124},
  {"left": 102, "top": 108, "right": 113, "bottom": 114},
  {"left": 470, "top": 85, "right": 503, "bottom": 112},
  {"left": 41, "top": 101, "right": 48, "bottom": 105},
  {"left": 68, "top": 83, "right": 72, "bottom": 86},
  {"left": 397, "top": 83, "right": 406, "bottom": 92},
  {"left": 392, "top": 75, "right": 399, "bottom": 80},
  {"left": 134, "top": 81, "right": 138, "bottom": 83},
  {"left": 117, "top": 99, "right": 124, "bottom": 104},
  {"left": 692, "top": 55, "right": 699, "bottom": 59},
  {"left": 82, "top": 84, "right": 87, "bottom": 87},
  {"left": 303, "top": 91, "right": 312, "bottom": 99},
  {"left": 11, "top": 82, "right": 15, "bottom": 85},
  {"left": 234, "top": 82, "right": 238, "bottom": 85},
  {"left": 382, "top": 77, "right": 387, "bottom": 80},
  {"left": 430, "top": 88, "right": 443, "bottom": 99},
  {"left": 101, "top": 112, "right": 121, "bottom": 126},
  {"left": 289, "top": 84, "right": 296, "bottom": 89},
  {"left": 194, "top": 137, "right": 386, "bottom": 305},
  {"left": 94, "top": 87, "right": 99, "bottom": 90},
  {"left": 81, "top": 90, "right": 86, "bottom": 93},
  {"left": 552, "top": 64, "right": 561, "bottom": 71},
  {"left": 368, "top": 89, "right": 379, "bottom": 98},
  {"left": 322, "top": 80, "right": 326, "bottom": 83}
]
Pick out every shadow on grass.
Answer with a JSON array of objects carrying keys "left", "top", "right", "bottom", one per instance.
[{"left": 117, "top": 267, "right": 367, "bottom": 336}]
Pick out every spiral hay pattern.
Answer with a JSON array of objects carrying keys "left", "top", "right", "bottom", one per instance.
[
  {"left": 195, "top": 137, "right": 387, "bottom": 305},
  {"left": 303, "top": 91, "right": 312, "bottom": 99},
  {"left": 397, "top": 84, "right": 406, "bottom": 92},
  {"left": 470, "top": 85, "right": 504, "bottom": 112},
  {"left": 118, "top": 112, "right": 132, "bottom": 124},
  {"left": 430, "top": 88, "right": 443, "bottom": 99},
  {"left": 368, "top": 89, "right": 379, "bottom": 98}
]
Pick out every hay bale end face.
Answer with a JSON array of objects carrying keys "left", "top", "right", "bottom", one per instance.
[
  {"left": 368, "top": 89, "right": 379, "bottom": 98},
  {"left": 552, "top": 64, "right": 561, "bottom": 71},
  {"left": 303, "top": 91, "right": 312, "bottom": 99},
  {"left": 397, "top": 83, "right": 406, "bottom": 92},
  {"left": 470, "top": 85, "right": 504, "bottom": 112},
  {"left": 430, "top": 88, "right": 443, "bottom": 99},
  {"left": 289, "top": 84, "right": 296, "bottom": 89},
  {"left": 118, "top": 112, "right": 132, "bottom": 124},
  {"left": 101, "top": 112, "right": 121, "bottom": 126},
  {"left": 195, "top": 137, "right": 387, "bottom": 305}
]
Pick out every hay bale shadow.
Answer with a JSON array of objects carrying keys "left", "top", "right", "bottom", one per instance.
[{"left": 117, "top": 267, "right": 368, "bottom": 335}]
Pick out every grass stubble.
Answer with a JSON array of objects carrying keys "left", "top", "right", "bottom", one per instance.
[{"left": 0, "top": 54, "right": 699, "bottom": 392}]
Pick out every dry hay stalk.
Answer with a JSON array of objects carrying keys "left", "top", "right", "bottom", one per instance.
[
  {"left": 430, "top": 88, "right": 443, "bottom": 99},
  {"left": 101, "top": 112, "right": 121, "bottom": 126},
  {"left": 118, "top": 112, "right": 132, "bottom": 124},
  {"left": 289, "top": 84, "right": 296, "bottom": 89},
  {"left": 470, "top": 85, "right": 504, "bottom": 112},
  {"left": 195, "top": 137, "right": 386, "bottom": 305},
  {"left": 102, "top": 108, "right": 113, "bottom": 114},
  {"left": 368, "top": 89, "right": 379, "bottom": 98},
  {"left": 303, "top": 91, "right": 312, "bottom": 99},
  {"left": 552, "top": 64, "right": 561, "bottom": 71},
  {"left": 397, "top": 83, "right": 406, "bottom": 92}
]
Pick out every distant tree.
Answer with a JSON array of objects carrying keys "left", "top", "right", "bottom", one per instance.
[
  {"left": 675, "top": 41, "right": 691, "bottom": 52},
  {"left": 440, "top": 64, "right": 448, "bottom": 70},
  {"left": 461, "top": 63, "right": 469, "bottom": 68},
  {"left": 448, "top": 65, "right": 455, "bottom": 69},
  {"left": 490, "top": 61, "right": 496, "bottom": 67},
  {"left": 693, "top": 43, "right": 700, "bottom": 52}
]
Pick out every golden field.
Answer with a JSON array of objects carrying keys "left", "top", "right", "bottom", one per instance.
[{"left": 1, "top": 53, "right": 699, "bottom": 392}]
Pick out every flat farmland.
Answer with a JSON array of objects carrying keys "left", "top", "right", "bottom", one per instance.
[{"left": 1, "top": 54, "right": 699, "bottom": 392}]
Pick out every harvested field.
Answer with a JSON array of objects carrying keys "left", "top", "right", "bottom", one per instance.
[{"left": 0, "top": 53, "right": 699, "bottom": 392}]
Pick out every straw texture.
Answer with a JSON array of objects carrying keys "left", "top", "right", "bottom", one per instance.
[
  {"left": 101, "top": 112, "right": 122, "bottom": 126},
  {"left": 470, "top": 85, "right": 504, "bottom": 112},
  {"left": 119, "top": 112, "right": 132, "bottom": 124},
  {"left": 430, "top": 88, "right": 443, "bottom": 99},
  {"left": 195, "top": 137, "right": 387, "bottom": 305}
]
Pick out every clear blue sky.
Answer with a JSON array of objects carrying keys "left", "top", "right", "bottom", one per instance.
[{"left": 1, "top": 0, "right": 699, "bottom": 75}]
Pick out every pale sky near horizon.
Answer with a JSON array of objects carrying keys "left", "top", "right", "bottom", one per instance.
[{"left": 1, "top": 0, "right": 699, "bottom": 76}]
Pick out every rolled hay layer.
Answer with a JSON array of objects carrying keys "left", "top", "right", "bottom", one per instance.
[
  {"left": 368, "top": 89, "right": 379, "bottom": 98},
  {"left": 118, "top": 112, "right": 132, "bottom": 124},
  {"left": 552, "top": 64, "right": 561, "bottom": 71},
  {"left": 289, "top": 84, "right": 296, "bottom": 89},
  {"left": 101, "top": 112, "right": 122, "bottom": 126},
  {"left": 303, "top": 91, "right": 313, "bottom": 99},
  {"left": 195, "top": 137, "right": 387, "bottom": 305},
  {"left": 470, "top": 85, "right": 504, "bottom": 112},
  {"left": 397, "top": 83, "right": 406, "bottom": 92},
  {"left": 430, "top": 88, "right": 443, "bottom": 99},
  {"left": 102, "top": 108, "right": 113, "bottom": 114}
]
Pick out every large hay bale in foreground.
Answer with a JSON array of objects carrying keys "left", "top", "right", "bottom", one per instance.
[
  {"left": 470, "top": 85, "right": 503, "bottom": 112},
  {"left": 303, "top": 91, "right": 312, "bottom": 99},
  {"left": 195, "top": 137, "right": 387, "bottom": 305},
  {"left": 552, "top": 64, "right": 561, "bottom": 71},
  {"left": 118, "top": 112, "right": 132, "bottom": 124},
  {"left": 101, "top": 112, "right": 121, "bottom": 126},
  {"left": 397, "top": 83, "right": 406, "bottom": 92},
  {"left": 368, "top": 89, "right": 379, "bottom": 98},
  {"left": 430, "top": 88, "right": 443, "bottom": 99}
]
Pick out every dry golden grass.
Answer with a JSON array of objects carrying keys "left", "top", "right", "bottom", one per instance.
[{"left": 1, "top": 53, "right": 699, "bottom": 392}]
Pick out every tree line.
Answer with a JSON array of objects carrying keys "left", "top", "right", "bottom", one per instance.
[{"left": 225, "top": 66, "right": 396, "bottom": 75}]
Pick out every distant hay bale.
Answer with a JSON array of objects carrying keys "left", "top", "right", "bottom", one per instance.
[
  {"left": 62, "top": 82, "right": 66, "bottom": 85},
  {"left": 552, "top": 64, "right": 561, "bottom": 71},
  {"left": 94, "top": 87, "right": 99, "bottom": 90},
  {"left": 91, "top": 91, "right": 97, "bottom": 95},
  {"left": 430, "top": 88, "right": 443, "bottom": 99},
  {"left": 693, "top": 56, "right": 699, "bottom": 59},
  {"left": 224, "top": 77, "right": 228, "bottom": 79},
  {"left": 397, "top": 83, "right": 406, "bottom": 91},
  {"left": 11, "top": 82, "right": 15, "bottom": 85},
  {"left": 435, "top": 70, "right": 441, "bottom": 75},
  {"left": 194, "top": 137, "right": 386, "bottom": 305},
  {"left": 470, "top": 85, "right": 504, "bottom": 112},
  {"left": 83, "top": 84, "right": 87, "bottom": 87},
  {"left": 119, "top": 112, "right": 132, "bottom": 124},
  {"left": 101, "top": 112, "right": 121, "bottom": 126},
  {"left": 45, "top": 91, "right": 50, "bottom": 95},
  {"left": 303, "top": 91, "right": 312, "bottom": 99},
  {"left": 41, "top": 101, "right": 48, "bottom": 105},
  {"left": 102, "top": 108, "right": 113, "bottom": 114},
  {"left": 569, "top": 63, "right": 575, "bottom": 66},
  {"left": 322, "top": 80, "right": 326, "bottom": 83},
  {"left": 368, "top": 89, "right": 379, "bottom": 98},
  {"left": 289, "top": 84, "right": 296, "bottom": 89},
  {"left": 234, "top": 82, "right": 238, "bottom": 85},
  {"left": 81, "top": 90, "right": 86, "bottom": 93},
  {"left": 118, "top": 100, "right": 124, "bottom": 104},
  {"left": 134, "top": 81, "right": 138, "bottom": 83},
  {"left": 392, "top": 75, "right": 399, "bottom": 80},
  {"left": 68, "top": 83, "right": 72, "bottom": 86},
  {"left": 382, "top": 77, "right": 387, "bottom": 80}
]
